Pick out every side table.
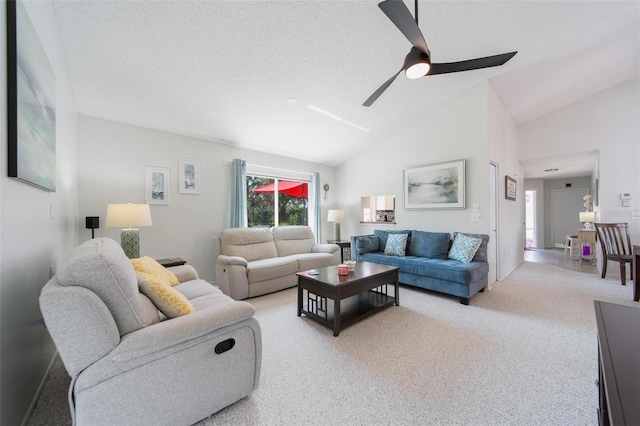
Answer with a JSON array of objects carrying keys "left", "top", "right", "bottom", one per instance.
[
  {"left": 327, "top": 240, "right": 350, "bottom": 263},
  {"left": 577, "top": 229, "right": 597, "bottom": 265},
  {"left": 156, "top": 257, "right": 187, "bottom": 267}
]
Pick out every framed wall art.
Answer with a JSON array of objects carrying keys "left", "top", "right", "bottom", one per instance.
[
  {"left": 505, "top": 175, "right": 517, "bottom": 201},
  {"left": 145, "top": 166, "right": 170, "bottom": 205},
  {"left": 7, "top": 0, "right": 57, "bottom": 191},
  {"left": 404, "top": 159, "right": 465, "bottom": 209},
  {"left": 178, "top": 158, "right": 200, "bottom": 194}
]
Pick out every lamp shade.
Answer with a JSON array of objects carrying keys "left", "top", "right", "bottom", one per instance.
[
  {"left": 106, "top": 204, "right": 152, "bottom": 228},
  {"left": 579, "top": 211, "right": 596, "bottom": 223},
  {"left": 327, "top": 209, "right": 345, "bottom": 222}
]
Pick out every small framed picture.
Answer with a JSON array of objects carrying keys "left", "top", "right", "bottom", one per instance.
[
  {"left": 178, "top": 158, "right": 200, "bottom": 194},
  {"left": 505, "top": 175, "right": 517, "bottom": 201},
  {"left": 145, "top": 166, "right": 170, "bottom": 205}
]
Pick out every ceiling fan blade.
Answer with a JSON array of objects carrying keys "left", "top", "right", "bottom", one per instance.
[
  {"left": 429, "top": 51, "right": 517, "bottom": 76},
  {"left": 379, "top": 0, "right": 429, "bottom": 54},
  {"left": 363, "top": 69, "right": 403, "bottom": 107}
]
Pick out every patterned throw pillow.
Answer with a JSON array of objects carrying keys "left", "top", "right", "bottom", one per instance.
[
  {"left": 137, "top": 272, "right": 195, "bottom": 318},
  {"left": 131, "top": 256, "right": 180, "bottom": 286},
  {"left": 384, "top": 233, "right": 409, "bottom": 257},
  {"left": 448, "top": 233, "right": 482, "bottom": 263}
]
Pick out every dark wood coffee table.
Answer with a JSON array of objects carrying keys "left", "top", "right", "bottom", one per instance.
[{"left": 296, "top": 261, "right": 399, "bottom": 336}]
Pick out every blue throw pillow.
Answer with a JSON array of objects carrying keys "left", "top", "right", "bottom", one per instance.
[
  {"left": 374, "top": 230, "right": 411, "bottom": 252},
  {"left": 384, "top": 233, "right": 408, "bottom": 257},
  {"left": 448, "top": 233, "right": 482, "bottom": 263},
  {"left": 453, "top": 232, "right": 489, "bottom": 261}
]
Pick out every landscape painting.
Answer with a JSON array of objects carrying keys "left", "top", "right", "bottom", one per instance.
[
  {"left": 145, "top": 166, "right": 170, "bottom": 205},
  {"left": 404, "top": 160, "right": 465, "bottom": 209},
  {"left": 7, "top": 0, "right": 56, "bottom": 191}
]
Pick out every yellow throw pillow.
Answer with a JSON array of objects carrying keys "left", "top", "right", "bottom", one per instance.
[
  {"left": 136, "top": 272, "right": 195, "bottom": 318},
  {"left": 131, "top": 256, "right": 180, "bottom": 286}
]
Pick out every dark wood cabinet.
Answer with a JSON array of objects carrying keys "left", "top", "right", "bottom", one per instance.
[{"left": 594, "top": 301, "right": 640, "bottom": 425}]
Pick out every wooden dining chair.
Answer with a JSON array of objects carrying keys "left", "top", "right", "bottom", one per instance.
[{"left": 594, "top": 222, "right": 634, "bottom": 285}]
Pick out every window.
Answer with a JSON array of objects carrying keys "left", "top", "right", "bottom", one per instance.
[{"left": 246, "top": 175, "right": 308, "bottom": 227}]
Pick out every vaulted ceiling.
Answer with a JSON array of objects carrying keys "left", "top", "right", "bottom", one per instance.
[{"left": 51, "top": 1, "right": 639, "bottom": 169}]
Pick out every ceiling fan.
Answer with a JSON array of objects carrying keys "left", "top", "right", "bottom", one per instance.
[{"left": 363, "top": 0, "right": 517, "bottom": 107}]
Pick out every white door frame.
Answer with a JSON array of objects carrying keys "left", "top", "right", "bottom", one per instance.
[{"left": 488, "top": 162, "right": 499, "bottom": 286}]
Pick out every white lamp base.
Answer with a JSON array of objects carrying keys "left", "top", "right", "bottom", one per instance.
[
  {"left": 121, "top": 228, "right": 140, "bottom": 259},
  {"left": 333, "top": 222, "right": 341, "bottom": 242}
]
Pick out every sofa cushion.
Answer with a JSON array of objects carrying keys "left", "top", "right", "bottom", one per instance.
[
  {"left": 246, "top": 257, "right": 298, "bottom": 283},
  {"left": 290, "top": 252, "right": 337, "bottom": 271},
  {"left": 374, "top": 230, "right": 411, "bottom": 252},
  {"left": 272, "top": 226, "right": 315, "bottom": 256},
  {"left": 408, "top": 231, "right": 451, "bottom": 259},
  {"left": 384, "top": 233, "right": 409, "bottom": 257},
  {"left": 453, "top": 232, "right": 490, "bottom": 262},
  {"left": 221, "top": 227, "right": 278, "bottom": 262},
  {"left": 448, "top": 233, "right": 482, "bottom": 263},
  {"left": 354, "top": 235, "right": 379, "bottom": 255},
  {"left": 359, "top": 253, "right": 488, "bottom": 285},
  {"left": 131, "top": 256, "right": 180, "bottom": 286},
  {"left": 174, "top": 280, "right": 219, "bottom": 300},
  {"left": 137, "top": 273, "right": 196, "bottom": 318},
  {"left": 56, "top": 238, "right": 159, "bottom": 335}
]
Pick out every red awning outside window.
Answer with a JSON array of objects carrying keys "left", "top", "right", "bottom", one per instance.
[{"left": 253, "top": 180, "right": 308, "bottom": 198}]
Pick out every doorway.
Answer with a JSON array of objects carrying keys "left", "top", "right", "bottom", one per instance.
[{"left": 525, "top": 190, "right": 537, "bottom": 248}]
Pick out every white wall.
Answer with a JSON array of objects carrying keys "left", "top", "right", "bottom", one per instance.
[
  {"left": 337, "top": 84, "right": 490, "bottom": 242},
  {"left": 487, "top": 83, "right": 524, "bottom": 279},
  {"left": 0, "top": 2, "right": 78, "bottom": 424},
  {"left": 519, "top": 80, "right": 640, "bottom": 270},
  {"left": 77, "top": 116, "right": 337, "bottom": 283}
]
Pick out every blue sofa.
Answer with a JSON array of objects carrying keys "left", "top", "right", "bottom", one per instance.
[{"left": 350, "top": 230, "right": 489, "bottom": 305}]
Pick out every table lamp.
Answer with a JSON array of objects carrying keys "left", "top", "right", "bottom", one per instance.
[
  {"left": 327, "top": 209, "right": 345, "bottom": 241},
  {"left": 106, "top": 203, "right": 152, "bottom": 258},
  {"left": 579, "top": 211, "right": 596, "bottom": 229}
]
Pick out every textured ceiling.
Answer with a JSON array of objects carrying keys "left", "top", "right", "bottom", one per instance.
[{"left": 51, "top": 1, "right": 639, "bottom": 169}]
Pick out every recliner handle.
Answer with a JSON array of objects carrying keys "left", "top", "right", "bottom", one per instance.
[{"left": 215, "top": 338, "right": 236, "bottom": 354}]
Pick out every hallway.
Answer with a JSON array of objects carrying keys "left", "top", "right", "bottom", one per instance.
[{"left": 524, "top": 248, "right": 598, "bottom": 275}]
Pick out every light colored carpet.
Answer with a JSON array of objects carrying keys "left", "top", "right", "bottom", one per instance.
[{"left": 28, "top": 260, "right": 637, "bottom": 426}]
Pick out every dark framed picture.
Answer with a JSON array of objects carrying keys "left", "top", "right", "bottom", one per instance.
[
  {"left": 7, "top": 0, "right": 57, "bottom": 191},
  {"left": 505, "top": 175, "right": 517, "bottom": 201}
]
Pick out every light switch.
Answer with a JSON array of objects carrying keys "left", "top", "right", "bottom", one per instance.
[
  {"left": 472, "top": 204, "right": 480, "bottom": 212},
  {"left": 632, "top": 211, "right": 640, "bottom": 220}
]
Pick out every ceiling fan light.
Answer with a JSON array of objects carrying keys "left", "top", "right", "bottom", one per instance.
[{"left": 406, "top": 62, "right": 430, "bottom": 79}]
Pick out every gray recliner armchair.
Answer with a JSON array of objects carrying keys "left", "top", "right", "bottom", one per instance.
[{"left": 39, "top": 238, "right": 261, "bottom": 426}]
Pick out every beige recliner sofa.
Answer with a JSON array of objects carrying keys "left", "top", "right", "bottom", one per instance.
[
  {"left": 215, "top": 226, "right": 340, "bottom": 300},
  {"left": 39, "top": 237, "right": 261, "bottom": 426}
]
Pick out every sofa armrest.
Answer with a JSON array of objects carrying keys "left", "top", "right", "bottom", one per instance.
[
  {"left": 167, "top": 264, "right": 199, "bottom": 283},
  {"left": 110, "top": 300, "right": 256, "bottom": 361},
  {"left": 312, "top": 243, "right": 340, "bottom": 254},
  {"left": 216, "top": 255, "right": 248, "bottom": 267},
  {"left": 216, "top": 256, "right": 250, "bottom": 300}
]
